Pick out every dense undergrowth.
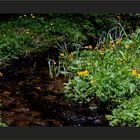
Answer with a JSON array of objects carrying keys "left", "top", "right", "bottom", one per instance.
[
  {"left": 1, "top": 14, "right": 140, "bottom": 127},
  {"left": 62, "top": 31, "right": 140, "bottom": 126}
]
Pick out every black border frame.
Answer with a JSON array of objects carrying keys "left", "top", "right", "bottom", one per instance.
[
  {"left": 1, "top": 127, "right": 140, "bottom": 139},
  {"left": 0, "top": 1, "right": 139, "bottom": 13},
  {"left": 1, "top": 1, "right": 140, "bottom": 139}
]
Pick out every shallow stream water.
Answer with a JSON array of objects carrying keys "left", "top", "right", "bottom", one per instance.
[{"left": 0, "top": 50, "right": 108, "bottom": 126}]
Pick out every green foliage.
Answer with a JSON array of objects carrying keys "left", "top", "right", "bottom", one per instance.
[
  {"left": 0, "top": 115, "right": 7, "bottom": 127},
  {"left": 0, "top": 14, "right": 89, "bottom": 66},
  {"left": 0, "top": 13, "right": 138, "bottom": 66},
  {"left": 1, "top": 14, "right": 140, "bottom": 127},
  {"left": 0, "top": 34, "right": 35, "bottom": 57},
  {"left": 48, "top": 59, "right": 63, "bottom": 79},
  {"left": 106, "top": 96, "right": 140, "bottom": 127},
  {"left": 64, "top": 29, "right": 140, "bottom": 104},
  {"left": 0, "top": 122, "right": 7, "bottom": 127},
  {"left": 64, "top": 76, "right": 93, "bottom": 103}
]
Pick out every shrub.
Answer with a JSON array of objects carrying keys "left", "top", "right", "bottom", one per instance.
[
  {"left": 63, "top": 29, "right": 140, "bottom": 107},
  {"left": 106, "top": 96, "right": 140, "bottom": 127}
]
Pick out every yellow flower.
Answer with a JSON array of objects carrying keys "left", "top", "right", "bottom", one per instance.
[
  {"left": 85, "top": 45, "right": 92, "bottom": 49},
  {"left": 116, "top": 38, "right": 122, "bottom": 45},
  {"left": 88, "top": 45, "right": 92, "bottom": 49},
  {"left": 109, "top": 40, "right": 115, "bottom": 48},
  {"left": 24, "top": 14, "right": 27, "bottom": 17},
  {"left": 131, "top": 69, "right": 137, "bottom": 75},
  {"left": 138, "top": 46, "right": 140, "bottom": 48},
  {"left": 125, "top": 44, "right": 130, "bottom": 49},
  {"left": 0, "top": 72, "right": 3, "bottom": 77},
  {"left": 32, "top": 16, "right": 35, "bottom": 19},
  {"left": 77, "top": 70, "right": 89, "bottom": 76},
  {"left": 110, "top": 40, "right": 114, "bottom": 44},
  {"left": 60, "top": 53, "right": 64, "bottom": 57},
  {"left": 138, "top": 74, "right": 140, "bottom": 79}
]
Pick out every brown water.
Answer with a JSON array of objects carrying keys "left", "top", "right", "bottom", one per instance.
[{"left": 0, "top": 50, "right": 108, "bottom": 127}]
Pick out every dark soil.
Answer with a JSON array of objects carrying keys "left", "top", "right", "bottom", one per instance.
[{"left": 0, "top": 50, "right": 109, "bottom": 127}]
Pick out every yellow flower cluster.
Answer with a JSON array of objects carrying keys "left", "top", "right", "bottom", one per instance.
[
  {"left": 31, "top": 14, "right": 35, "bottom": 19},
  {"left": 131, "top": 69, "right": 137, "bottom": 75},
  {"left": 131, "top": 69, "right": 140, "bottom": 79},
  {"left": 19, "top": 14, "right": 35, "bottom": 19},
  {"left": 19, "top": 28, "right": 30, "bottom": 34},
  {"left": 109, "top": 40, "right": 115, "bottom": 48},
  {"left": 24, "top": 28, "right": 30, "bottom": 34},
  {"left": 77, "top": 70, "right": 89, "bottom": 76},
  {"left": 85, "top": 45, "right": 92, "bottom": 49}
]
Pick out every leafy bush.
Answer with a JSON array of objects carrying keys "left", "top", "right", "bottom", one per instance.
[
  {"left": 106, "top": 96, "right": 140, "bottom": 127},
  {"left": 64, "top": 43, "right": 140, "bottom": 103}
]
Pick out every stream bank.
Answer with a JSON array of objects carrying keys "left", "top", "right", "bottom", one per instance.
[{"left": 0, "top": 49, "right": 108, "bottom": 127}]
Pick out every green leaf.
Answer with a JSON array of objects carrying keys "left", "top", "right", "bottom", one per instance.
[
  {"left": 129, "top": 84, "right": 136, "bottom": 94},
  {"left": 95, "top": 18, "right": 103, "bottom": 24}
]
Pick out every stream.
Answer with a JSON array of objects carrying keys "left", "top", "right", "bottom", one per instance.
[{"left": 0, "top": 50, "right": 108, "bottom": 127}]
